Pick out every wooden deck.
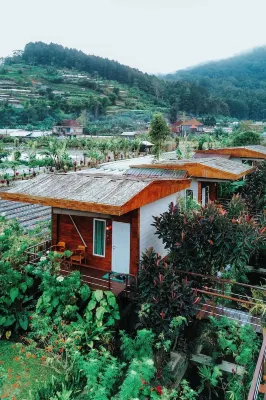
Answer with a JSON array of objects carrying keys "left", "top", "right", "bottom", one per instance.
[
  {"left": 26, "top": 240, "right": 137, "bottom": 297},
  {"left": 60, "top": 263, "right": 134, "bottom": 297}
]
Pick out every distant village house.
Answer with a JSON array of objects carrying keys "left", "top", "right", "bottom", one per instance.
[
  {"left": 170, "top": 119, "right": 204, "bottom": 135},
  {"left": 180, "top": 118, "right": 204, "bottom": 134},
  {"left": 53, "top": 120, "right": 83, "bottom": 136}
]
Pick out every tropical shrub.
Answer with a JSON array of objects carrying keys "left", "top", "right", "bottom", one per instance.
[
  {"left": 210, "top": 316, "right": 260, "bottom": 399},
  {"left": 153, "top": 201, "right": 266, "bottom": 279},
  {"left": 30, "top": 329, "right": 183, "bottom": 400},
  {"left": 0, "top": 218, "right": 35, "bottom": 335},
  {"left": 138, "top": 248, "right": 196, "bottom": 351},
  {"left": 231, "top": 130, "right": 261, "bottom": 146},
  {"left": 242, "top": 160, "right": 266, "bottom": 214}
]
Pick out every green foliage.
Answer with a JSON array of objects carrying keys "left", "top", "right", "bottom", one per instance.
[
  {"left": 149, "top": 113, "right": 170, "bottom": 159},
  {"left": 242, "top": 160, "right": 266, "bottom": 213},
  {"left": 168, "top": 103, "right": 178, "bottom": 123},
  {"left": 0, "top": 218, "right": 35, "bottom": 335},
  {"left": 178, "top": 380, "right": 198, "bottom": 400},
  {"left": 198, "top": 365, "right": 222, "bottom": 397},
  {"left": 138, "top": 248, "right": 195, "bottom": 346},
  {"left": 35, "top": 271, "right": 88, "bottom": 322},
  {"left": 166, "top": 46, "right": 266, "bottom": 119},
  {"left": 153, "top": 201, "right": 265, "bottom": 278},
  {"left": 231, "top": 130, "right": 261, "bottom": 146},
  {"left": 41, "top": 138, "right": 73, "bottom": 170},
  {"left": 249, "top": 285, "right": 266, "bottom": 327},
  {"left": 208, "top": 316, "right": 261, "bottom": 398},
  {"left": 29, "top": 266, "right": 119, "bottom": 352}
]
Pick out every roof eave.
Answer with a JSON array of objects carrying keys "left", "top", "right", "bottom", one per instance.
[{"left": 0, "top": 192, "right": 123, "bottom": 216}]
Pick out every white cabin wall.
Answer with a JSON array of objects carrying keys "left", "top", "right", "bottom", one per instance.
[
  {"left": 230, "top": 157, "right": 242, "bottom": 164},
  {"left": 179, "top": 179, "right": 198, "bottom": 202},
  {"left": 139, "top": 192, "right": 181, "bottom": 259}
]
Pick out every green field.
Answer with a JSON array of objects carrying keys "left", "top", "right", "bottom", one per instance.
[{"left": 0, "top": 340, "right": 55, "bottom": 399}]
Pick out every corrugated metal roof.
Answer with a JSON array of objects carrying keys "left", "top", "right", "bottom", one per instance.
[
  {"left": 198, "top": 158, "right": 252, "bottom": 175},
  {"left": 160, "top": 151, "right": 179, "bottom": 160},
  {"left": 3, "top": 173, "right": 161, "bottom": 207},
  {"left": 193, "top": 153, "right": 231, "bottom": 159},
  {"left": 124, "top": 168, "right": 186, "bottom": 179},
  {"left": 0, "top": 198, "right": 50, "bottom": 232},
  {"left": 154, "top": 157, "right": 253, "bottom": 176}
]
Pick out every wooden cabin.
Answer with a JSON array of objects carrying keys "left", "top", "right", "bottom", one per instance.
[
  {"left": 127, "top": 157, "right": 254, "bottom": 205},
  {"left": 194, "top": 145, "right": 266, "bottom": 165},
  {"left": 1, "top": 173, "right": 191, "bottom": 295}
]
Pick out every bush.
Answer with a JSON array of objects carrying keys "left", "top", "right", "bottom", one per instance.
[
  {"left": 138, "top": 248, "right": 196, "bottom": 347},
  {"left": 152, "top": 201, "right": 266, "bottom": 280},
  {"left": 231, "top": 130, "right": 261, "bottom": 146},
  {"left": 0, "top": 218, "right": 35, "bottom": 335}
]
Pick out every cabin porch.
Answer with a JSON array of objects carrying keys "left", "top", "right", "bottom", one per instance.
[{"left": 26, "top": 240, "right": 137, "bottom": 297}]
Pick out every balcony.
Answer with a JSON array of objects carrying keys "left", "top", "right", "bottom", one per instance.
[{"left": 26, "top": 240, "right": 137, "bottom": 297}]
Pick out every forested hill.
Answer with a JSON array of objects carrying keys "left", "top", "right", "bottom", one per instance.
[
  {"left": 3, "top": 42, "right": 230, "bottom": 121},
  {"left": 21, "top": 42, "right": 158, "bottom": 96},
  {"left": 165, "top": 47, "right": 266, "bottom": 120}
]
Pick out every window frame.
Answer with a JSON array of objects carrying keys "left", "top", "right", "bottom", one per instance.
[
  {"left": 93, "top": 218, "right": 106, "bottom": 257},
  {"left": 186, "top": 189, "right": 194, "bottom": 200}
]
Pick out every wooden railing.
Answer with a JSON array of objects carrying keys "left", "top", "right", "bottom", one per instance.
[
  {"left": 248, "top": 335, "right": 266, "bottom": 400},
  {"left": 176, "top": 269, "right": 266, "bottom": 303},
  {"left": 60, "top": 261, "right": 137, "bottom": 298},
  {"left": 26, "top": 239, "right": 52, "bottom": 264},
  {"left": 26, "top": 240, "right": 137, "bottom": 297},
  {"left": 176, "top": 269, "right": 266, "bottom": 331}
]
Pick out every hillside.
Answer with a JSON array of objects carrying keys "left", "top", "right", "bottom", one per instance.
[
  {"left": 0, "top": 42, "right": 233, "bottom": 131},
  {"left": 165, "top": 47, "right": 266, "bottom": 120},
  {"left": 0, "top": 61, "right": 166, "bottom": 133}
]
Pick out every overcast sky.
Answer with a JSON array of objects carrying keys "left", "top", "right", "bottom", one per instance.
[{"left": 1, "top": 0, "right": 266, "bottom": 74}]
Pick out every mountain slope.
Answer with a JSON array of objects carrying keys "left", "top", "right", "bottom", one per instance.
[
  {"left": 0, "top": 62, "right": 165, "bottom": 131},
  {"left": 165, "top": 47, "right": 266, "bottom": 120},
  {"left": 0, "top": 41, "right": 233, "bottom": 130}
]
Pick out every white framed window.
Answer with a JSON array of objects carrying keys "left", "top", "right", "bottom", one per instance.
[{"left": 93, "top": 219, "right": 106, "bottom": 257}]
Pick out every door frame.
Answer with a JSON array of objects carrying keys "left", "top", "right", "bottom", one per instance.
[{"left": 112, "top": 221, "right": 131, "bottom": 274}]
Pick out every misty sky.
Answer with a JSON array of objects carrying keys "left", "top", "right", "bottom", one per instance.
[{"left": 1, "top": 0, "right": 266, "bottom": 74}]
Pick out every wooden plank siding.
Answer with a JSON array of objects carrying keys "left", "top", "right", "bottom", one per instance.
[
  {"left": 52, "top": 209, "right": 140, "bottom": 275},
  {"left": 198, "top": 182, "right": 202, "bottom": 204}
]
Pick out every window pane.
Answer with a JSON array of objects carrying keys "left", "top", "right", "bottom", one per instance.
[{"left": 94, "top": 220, "right": 105, "bottom": 256}]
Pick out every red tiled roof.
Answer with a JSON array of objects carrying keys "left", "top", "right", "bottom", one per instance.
[
  {"left": 57, "top": 120, "right": 81, "bottom": 127},
  {"left": 171, "top": 120, "right": 183, "bottom": 132},
  {"left": 190, "top": 124, "right": 197, "bottom": 129},
  {"left": 171, "top": 120, "right": 183, "bottom": 128},
  {"left": 182, "top": 119, "right": 203, "bottom": 126}
]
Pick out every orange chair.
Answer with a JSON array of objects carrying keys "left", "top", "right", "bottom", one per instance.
[
  {"left": 70, "top": 245, "right": 86, "bottom": 265},
  {"left": 50, "top": 241, "right": 66, "bottom": 254}
]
